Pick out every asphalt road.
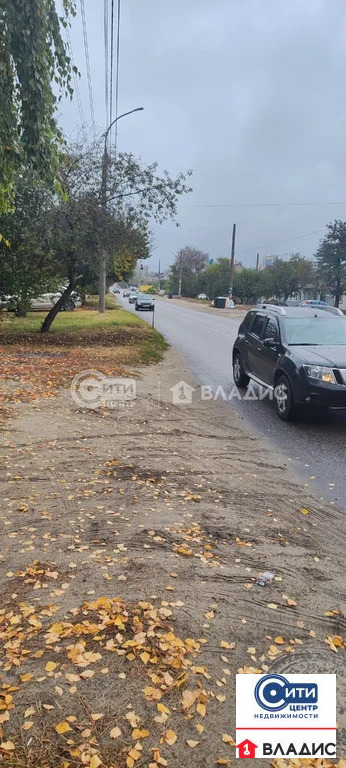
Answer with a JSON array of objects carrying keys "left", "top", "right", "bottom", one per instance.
[{"left": 119, "top": 294, "right": 346, "bottom": 509}]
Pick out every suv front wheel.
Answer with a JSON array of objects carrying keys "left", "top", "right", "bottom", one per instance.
[
  {"left": 233, "top": 352, "right": 250, "bottom": 388},
  {"left": 275, "top": 374, "right": 295, "bottom": 420}
]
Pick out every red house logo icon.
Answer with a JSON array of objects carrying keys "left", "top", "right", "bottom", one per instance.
[{"left": 236, "top": 739, "right": 258, "bottom": 758}]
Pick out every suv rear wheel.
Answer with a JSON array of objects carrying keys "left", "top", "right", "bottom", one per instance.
[
  {"left": 275, "top": 374, "right": 295, "bottom": 420},
  {"left": 233, "top": 352, "right": 250, "bottom": 388}
]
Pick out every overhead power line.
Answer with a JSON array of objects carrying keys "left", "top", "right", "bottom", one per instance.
[
  {"left": 104, "top": 0, "right": 109, "bottom": 130},
  {"left": 66, "top": 26, "right": 86, "bottom": 133},
  {"left": 238, "top": 228, "right": 325, "bottom": 255},
  {"left": 114, "top": 0, "right": 121, "bottom": 152},
  {"left": 80, "top": 0, "right": 96, "bottom": 136},
  {"left": 109, "top": 0, "right": 115, "bottom": 153},
  {"left": 188, "top": 200, "right": 346, "bottom": 209}
]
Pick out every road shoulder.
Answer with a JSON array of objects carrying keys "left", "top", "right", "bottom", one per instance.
[{"left": 0, "top": 348, "right": 345, "bottom": 766}]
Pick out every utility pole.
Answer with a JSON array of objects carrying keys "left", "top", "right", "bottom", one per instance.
[
  {"left": 99, "top": 107, "right": 144, "bottom": 313},
  {"left": 158, "top": 259, "right": 161, "bottom": 292},
  {"left": 99, "top": 149, "right": 109, "bottom": 313},
  {"left": 229, "top": 223, "right": 236, "bottom": 299},
  {"left": 178, "top": 252, "right": 183, "bottom": 296},
  {"left": 256, "top": 252, "right": 259, "bottom": 271}
]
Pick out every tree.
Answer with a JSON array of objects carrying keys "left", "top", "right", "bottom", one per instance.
[
  {"left": 315, "top": 221, "right": 346, "bottom": 307},
  {"left": 233, "top": 268, "right": 263, "bottom": 304},
  {"left": 0, "top": 0, "right": 75, "bottom": 212},
  {"left": 0, "top": 174, "right": 56, "bottom": 314},
  {"left": 40, "top": 192, "right": 106, "bottom": 332},
  {"left": 168, "top": 246, "right": 208, "bottom": 296},
  {"left": 268, "top": 255, "right": 314, "bottom": 302},
  {"left": 111, "top": 215, "right": 150, "bottom": 283},
  {"left": 40, "top": 140, "right": 192, "bottom": 331}
]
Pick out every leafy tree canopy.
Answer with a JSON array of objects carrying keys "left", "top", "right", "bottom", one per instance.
[
  {"left": 0, "top": 0, "right": 75, "bottom": 212},
  {"left": 315, "top": 220, "right": 346, "bottom": 307},
  {"left": 0, "top": 173, "right": 57, "bottom": 314}
]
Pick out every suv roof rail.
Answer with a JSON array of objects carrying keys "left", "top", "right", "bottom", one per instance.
[{"left": 256, "top": 303, "right": 287, "bottom": 315}]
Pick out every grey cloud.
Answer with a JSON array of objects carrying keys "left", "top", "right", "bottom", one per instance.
[{"left": 61, "top": 0, "right": 346, "bottom": 270}]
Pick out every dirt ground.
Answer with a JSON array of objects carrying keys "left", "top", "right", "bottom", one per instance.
[
  {"left": 155, "top": 296, "right": 248, "bottom": 320},
  {"left": 0, "top": 349, "right": 345, "bottom": 767}
]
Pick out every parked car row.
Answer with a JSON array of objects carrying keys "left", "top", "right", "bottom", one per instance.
[{"left": 0, "top": 290, "right": 82, "bottom": 312}]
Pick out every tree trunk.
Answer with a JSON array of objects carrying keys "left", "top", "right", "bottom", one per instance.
[{"left": 41, "top": 281, "right": 75, "bottom": 333}]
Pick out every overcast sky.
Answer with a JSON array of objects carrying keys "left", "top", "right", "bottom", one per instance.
[{"left": 60, "top": 0, "right": 346, "bottom": 271}]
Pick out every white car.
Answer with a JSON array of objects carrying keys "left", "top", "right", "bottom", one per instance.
[
  {"left": 30, "top": 291, "right": 81, "bottom": 311},
  {"left": 198, "top": 293, "right": 208, "bottom": 300}
]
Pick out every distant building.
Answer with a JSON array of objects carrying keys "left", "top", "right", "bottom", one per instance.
[
  {"left": 261, "top": 255, "right": 275, "bottom": 269},
  {"left": 234, "top": 261, "right": 243, "bottom": 271}
]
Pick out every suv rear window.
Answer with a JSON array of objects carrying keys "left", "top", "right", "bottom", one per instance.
[{"left": 251, "top": 314, "right": 266, "bottom": 337}]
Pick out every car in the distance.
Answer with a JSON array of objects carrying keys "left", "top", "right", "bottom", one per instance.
[
  {"left": 135, "top": 293, "right": 155, "bottom": 311},
  {"left": 298, "top": 299, "right": 343, "bottom": 316},
  {"left": 128, "top": 290, "right": 138, "bottom": 304},
  {"left": 232, "top": 304, "right": 346, "bottom": 420}
]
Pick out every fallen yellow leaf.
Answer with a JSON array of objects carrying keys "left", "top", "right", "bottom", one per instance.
[
  {"left": 132, "top": 728, "right": 149, "bottom": 739},
  {"left": 287, "top": 598, "right": 297, "bottom": 607},
  {"left": 91, "top": 713, "right": 104, "bottom": 721},
  {"left": 55, "top": 721, "right": 72, "bottom": 735},
  {"left": 90, "top": 756, "right": 102, "bottom": 768},
  {"left": 45, "top": 661, "right": 58, "bottom": 672},
  {"left": 222, "top": 734, "right": 236, "bottom": 746},
  {"left": 110, "top": 726, "right": 121, "bottom": 739},
  {"left": 186, "top": 739, "right": 199, "bottom": 748},
  {"left": 157, "top": 703, "right": 170, "bottom": 714},
  {"left": 165, "top": 729, "right": 177, "bottom": 745},
  {"left": 0, "top": 742, "right": 15, "bottom": 752},
  {"left": 275, "top": 636, "right": 284, "bottom": 644},
  {"left": 24, "top": 706, "right": 35, "bottom": 718},
  {"left": 182, "top": 689, "right": 199, "bottom": 711},
  {"left": 301, "top": 507, "right": 310, "bottom": 515},
  {"left": 128, "top": 748, "right": 141, "bottom": 760},
  {"left": 22, "top": 721, "right": 34, "bottom": 731}
]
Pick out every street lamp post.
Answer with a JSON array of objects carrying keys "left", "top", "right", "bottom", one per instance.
[{"left": 99, "top": 107, "right": 144, "bottom": 313}]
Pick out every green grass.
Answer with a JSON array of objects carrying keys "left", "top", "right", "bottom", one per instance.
[
  {"left": 0, "top": 296, "right": 169, "bottom": 366},
  {"left": 0, "top": 306, "right": 142, "bottom": 334},
  {"left": 136, "top": 328, "right": 169, "bottom": 364},
  {"left": 84, "top": 294, "right": 120, "bottom": 310}
]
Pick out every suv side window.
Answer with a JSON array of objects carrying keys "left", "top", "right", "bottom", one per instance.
[
  {"left": 263, "top": 316, "right": 279, "bottom": 341},
  {"left": 242, "top": 311, "right": 255, "bottom": 330},
  {"left": 251, "top": 313, "right": 266, "bottom": 338}
]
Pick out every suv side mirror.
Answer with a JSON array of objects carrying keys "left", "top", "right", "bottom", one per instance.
[{"left": 263, "top": 337, "right": 278, "bottom": 348}]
